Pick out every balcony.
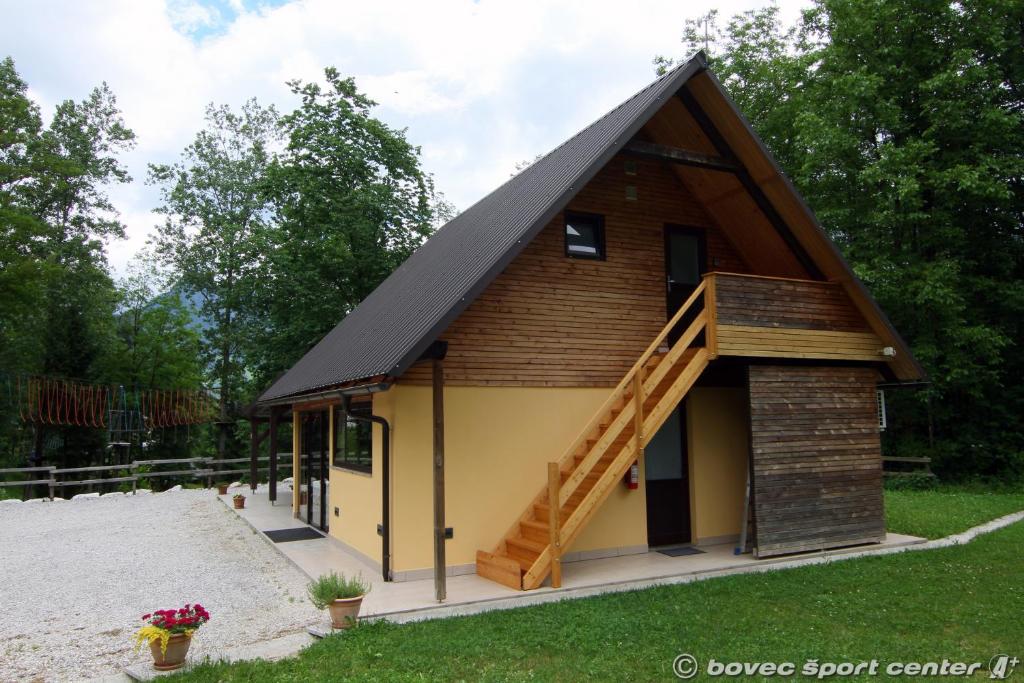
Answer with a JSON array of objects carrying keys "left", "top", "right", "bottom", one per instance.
[{"left": 705, "top": 272, "right": 891, "bottom": 363}]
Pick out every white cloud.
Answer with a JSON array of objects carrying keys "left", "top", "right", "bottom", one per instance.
[{"left": 1, "top": 0, "right": 811, "bottom": 276}]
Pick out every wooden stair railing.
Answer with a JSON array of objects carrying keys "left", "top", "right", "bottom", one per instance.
[{"left": 476, "top": 278, "right": 717, "bottom": 590}]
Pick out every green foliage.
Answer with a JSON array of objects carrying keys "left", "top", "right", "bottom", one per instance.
[
  {"left": 149, "top": 100, "right": 281, "bottom": 456},
  {"left": 106, "top": 256, "right": 204, "bottom": 391},
  {"left": 252, "top": 69, "right": 442, "bottom": 389},
  {"left": 306, "top": 571, "right": 369, "bottom": 609},
  {"left": 661, "top": 1, "right": 1024, "bottom": 480},
  {"left": 882, "top": 472, "right": 938, "bottom": 492},
  {"left": 0, "top": 56, "right": 146, "bottom": 469}
]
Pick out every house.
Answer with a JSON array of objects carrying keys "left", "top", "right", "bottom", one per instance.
[{"left": 252, "top": 53, "right": 924, "bottom": 593}]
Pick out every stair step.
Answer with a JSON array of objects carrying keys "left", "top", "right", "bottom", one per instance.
[
  {"left": 507, "top": 535, "right": 546, "bottom": 554},
  {"left": 534, "top": 501, "right": 577, "bottom": 524},
  {"left": 505, "top": 536, "right": 544, "bottom": 566},
  {"left": 520, "top": 519, "right": 550, "bottom": 544},
  {"left": 475, "top": 550, "right": 522, "bottom": 590}
]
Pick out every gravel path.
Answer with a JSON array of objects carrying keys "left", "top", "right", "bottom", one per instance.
[{"left": 0, "top": 490, "right": 319, "bottom": 682}]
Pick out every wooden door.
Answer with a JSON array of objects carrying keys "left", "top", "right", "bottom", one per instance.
[
  {"left": 644, "top": 405, "right": 691, "bottom": 546},
  {"left": 663, "top": 225, "right": 706, "bottom": 344}
]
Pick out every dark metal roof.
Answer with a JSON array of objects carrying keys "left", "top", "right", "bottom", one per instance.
[{"left": 258, "top": 55, "right": 709, "bottom": 402}]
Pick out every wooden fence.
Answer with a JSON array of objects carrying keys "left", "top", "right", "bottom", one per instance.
[{"left": 0, "top": 453, "right": 301, "bottom": 500}]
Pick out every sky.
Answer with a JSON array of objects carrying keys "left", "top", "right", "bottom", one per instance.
[{"left": 1, "top": 0, "right": 810, "bottom": 276}]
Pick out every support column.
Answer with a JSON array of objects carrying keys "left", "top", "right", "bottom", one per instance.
[
  {"left": 432, "top": 357, "right": 446, "bottom": 602},
  {"left": 249, "top": 420, "right": 258, "bottom": 493},
  {"left": 292, "top": 410, "right": 300, "bottom": 518},
  {"left": 268, "top": 408, "right": 279, "bottom": 504}
]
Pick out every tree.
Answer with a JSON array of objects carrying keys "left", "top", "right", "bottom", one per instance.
[
  {"left": 252, "top": 69, "right": 441, "bottom": 388},
  {"left": 0, "top": 61, "right": 136, "bottom": 467},
  {"left": 0, "top": 57, "right": 48, "bottom": 378},
  {"left": 108, "top": 255, "right": 204, "bottom": 391},
  {"left": 661, "top": 1, "right": 1024, "bottom": 478},
  {"left": 149, "top": 99, "right": 281, "bottom": 457}
]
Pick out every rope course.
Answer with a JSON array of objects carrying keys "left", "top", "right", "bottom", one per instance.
[{"left": 12, "top": 375, "right": 216, "bottom": 428}]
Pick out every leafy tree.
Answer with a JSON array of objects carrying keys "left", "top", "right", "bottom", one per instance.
[
  {"left": 0, "top": 61, "right": 137, "bottom": 468},
  {"left": 253, "top": 69, "right": 441, "bottom": 387},
  {"left": 0, "top": 57, "right": 49, "bottom": 377},
  {"left": 108, "top": 255, "right": 204, "bottom": 390},
  {"left": 149, "top": 99, "right": 281, "bottom": 457},
  {"left": 661, "top": 1, "right": 1024, "bottom": 479}
]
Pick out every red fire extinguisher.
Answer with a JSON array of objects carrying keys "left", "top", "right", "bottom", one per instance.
[{"left": 624, "top": 462, "right": 639, "bottom": 490}]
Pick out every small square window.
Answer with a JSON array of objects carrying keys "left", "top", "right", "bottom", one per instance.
[{"left": 565, "top": 212, "right": 605, "bottom": 260}]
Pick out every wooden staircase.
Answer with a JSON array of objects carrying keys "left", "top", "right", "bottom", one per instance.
[{"left": 476, "top": 279, "right": 717, "bottom": 590}]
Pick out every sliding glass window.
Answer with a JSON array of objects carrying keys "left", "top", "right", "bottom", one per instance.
[{"left": 333, "top": 405, "right": 372, "bottom": 473}]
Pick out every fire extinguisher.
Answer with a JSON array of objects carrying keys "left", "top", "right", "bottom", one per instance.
[{"left": 624, "top": 462, "right": 639, "bottom": 490}]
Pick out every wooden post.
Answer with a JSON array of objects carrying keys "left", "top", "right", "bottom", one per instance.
[
  {"left": 292, "top": 410, "right": 300, "bottom": 518},
  {"left": 432, "top": 358, "right": 447, "bottom": 602},
  {"left": 705, "top": 273, "right": 718, "bottom": 359},
  {"left": 268, "top": 409, "right": 279, "bottom": 504},
  {"left": 632, "top": 373, "right": 644, "bottom": 458},
  {"left": 547, "top": 462, "right": 562, "bottom": 589},
  {"left": 249, "top": 420, "right": 258, "bottom": 493}
]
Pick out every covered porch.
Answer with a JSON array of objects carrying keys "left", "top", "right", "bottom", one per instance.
[{"left": 220, "top": 486, "right": 923, "bottom": 623}]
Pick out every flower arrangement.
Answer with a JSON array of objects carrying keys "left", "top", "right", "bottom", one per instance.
[{"left": 134, "top": 604, "right": 210, "bottom": 655}]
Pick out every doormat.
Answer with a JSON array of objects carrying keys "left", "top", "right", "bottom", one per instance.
[
  {"left": 657, "top": 546, "right": 705, "bottom": 557},
  {"left": 264, "top": 527, "right": 325, "bottom": 543}
]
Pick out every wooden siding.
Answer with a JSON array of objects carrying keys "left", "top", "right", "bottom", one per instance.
[
  {"left": 747, "top": 366, "right": 885, "bottom": 557},
  {"left": 400, "top": 154, "right": 749, "bottom": 387},
  {"left": 712, "top": 273, "right": 887, "bottom": 363},
  {"left": 715, "top": 273, "right": 870, "bottom": 332}
]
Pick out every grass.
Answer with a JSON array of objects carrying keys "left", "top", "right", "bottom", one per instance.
[
  {"left": 884, "top": 485, "right": 1024, "bottom": 539},
  {"left": 174, "top": 504, "right": 1024, "bottom": 681}
]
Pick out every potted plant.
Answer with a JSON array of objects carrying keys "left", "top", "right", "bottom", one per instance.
[
  {"left": 216, "top": 483, "right": 229, "bottom": 495},
  {"left": 134, "top": 603, "right": 210, "bottom": 671},
  {"left": 232, "top": 493, "right": 245, "bottom": 509},
  {"left": 307, "top": 571, "right": 369, "bottom": 629}
]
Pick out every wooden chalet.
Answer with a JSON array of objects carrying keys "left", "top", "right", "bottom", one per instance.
[{"left": 253, "top": 53, "right": 925, "bottom": 593}]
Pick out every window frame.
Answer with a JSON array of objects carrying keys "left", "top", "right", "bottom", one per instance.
[
  {"left": 564, "top": 211, "right": 606, "bottom": 261},
  {"left": 332, "top": 404, "right": 373, "bottom": 474}
]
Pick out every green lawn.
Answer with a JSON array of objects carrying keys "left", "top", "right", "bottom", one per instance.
[
  {"left": 884, "top": 486, "right": 1024, "bottom": 539},
  {"left": 175, "top": 507, "right": 1024, "bottom": 681}
]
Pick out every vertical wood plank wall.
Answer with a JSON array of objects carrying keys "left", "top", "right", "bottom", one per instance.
[
  {"left": 747, "top": 365, "right": 885, "bottom": 557},
  {"left": 400, "top": 154, "right": 750, "bottom": 387}
]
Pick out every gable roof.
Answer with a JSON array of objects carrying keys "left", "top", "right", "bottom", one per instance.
[{"left": 260, "top": 53, "right": 922, "bottom": 403}]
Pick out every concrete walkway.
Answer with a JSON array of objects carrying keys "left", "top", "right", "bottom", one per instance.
[
  {"left": 115, "top": 493, "right": 1024, "bottom": 681},
  {"left": 224, "top": 488, "right": 928, "bottom": 624}
]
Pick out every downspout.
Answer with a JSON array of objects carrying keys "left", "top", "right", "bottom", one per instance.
[{"left": 342, "top": 395, "right": 392, "bottom": 582}]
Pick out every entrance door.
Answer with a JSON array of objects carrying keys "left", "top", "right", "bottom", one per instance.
[
  {"left": 644, "top": 405, "right": 691, "bottom": 546},
  {"left": 298, "top": 411, "right": 329, "bottom": 532},
  {"left": 663, "top": 225, "right": 706, "bottom": 345}
]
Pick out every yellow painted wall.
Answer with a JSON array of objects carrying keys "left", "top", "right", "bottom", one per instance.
[
  {"left": 388, "top": 384, "right": 649, "bottom": 573},
  {"left": 686, "top": 387, "right": 749, "bottom": 543},
  {"left": 326, "top": 392, "right": 393, "bottom": 565}
]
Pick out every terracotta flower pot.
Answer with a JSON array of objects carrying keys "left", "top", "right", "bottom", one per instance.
[
  {"left": 149, "top": 632, "right": 191, "bottom": 671},
  {"left": 217, "top": 484, "right": 228, "bottom": 495},
  {"left": 327, "top": 595, "right": 364, "bottom": 629},
  {"left": 233, "top": 496, "right": 245, "bottom": 509}
]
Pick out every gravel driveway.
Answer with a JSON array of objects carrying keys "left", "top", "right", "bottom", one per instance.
[{"left": 0, "top": 490, "right": 319, "bottom": 682}]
